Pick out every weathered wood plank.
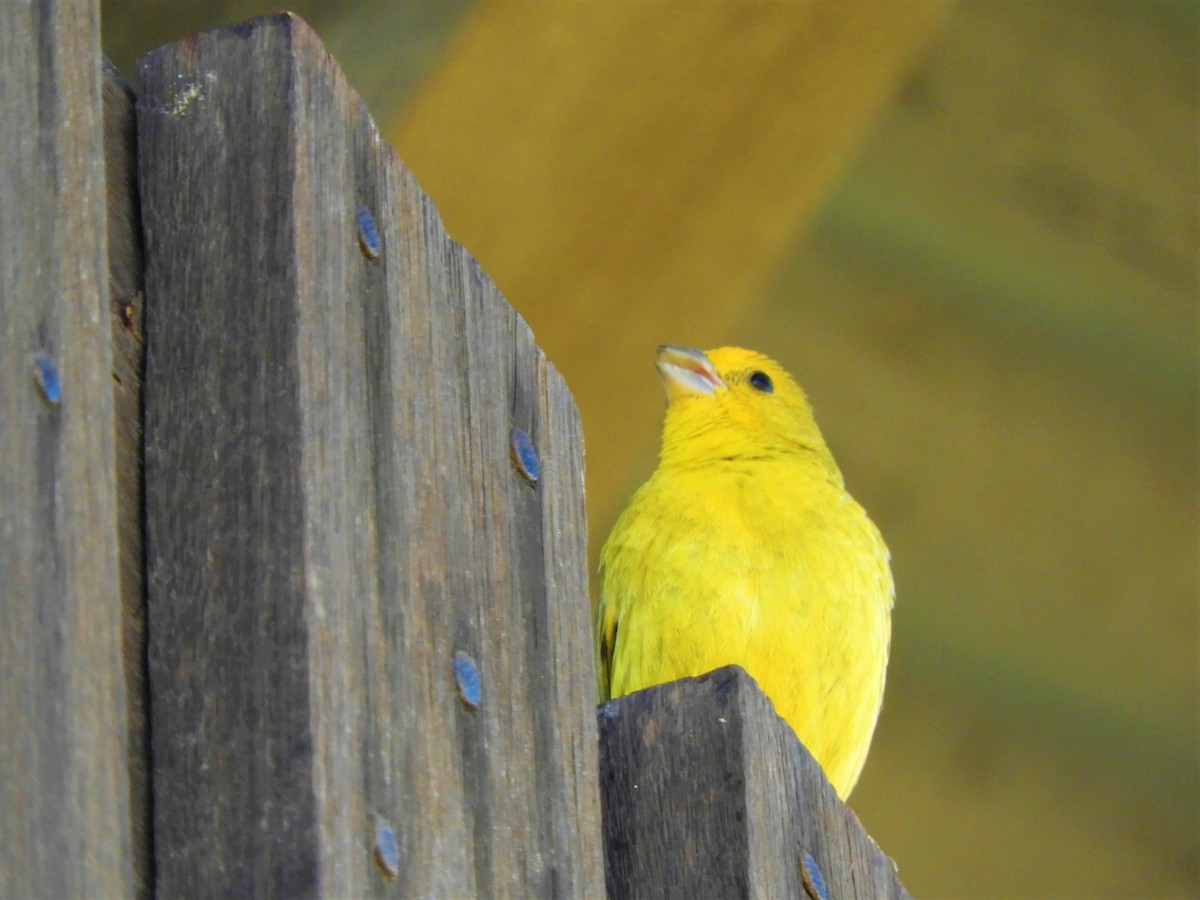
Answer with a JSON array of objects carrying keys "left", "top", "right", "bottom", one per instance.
[
  {"left": 599, "top": 667, "right": 910, "bottom": 899},
  {"left": 103, "top": 57, "right": 151, "bottom": 898},
  {"left": 137, "top": 13, "right": 602, "bottom": 897},
  {"left": 0, "top": 2, "right": 133, "bottom": 897}
]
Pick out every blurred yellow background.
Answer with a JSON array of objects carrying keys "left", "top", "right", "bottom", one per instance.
[{"left": 105, "top": 2, "right": 1198, "bottom": 896}]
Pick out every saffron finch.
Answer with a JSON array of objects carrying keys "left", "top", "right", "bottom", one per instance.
[{"left": 596, "top": 346, "right": 893, "bottom": 798}]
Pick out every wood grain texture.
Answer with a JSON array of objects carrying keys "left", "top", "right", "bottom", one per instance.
[
  {"left": 390, "top": 1, "right": 951, "bottom": 530},
  {"left": 0, "top": 2, "right": 133, "bottom": 897},
  {"left": 599, "top": 667, "right": 909, "bottom": 899},
  {"left": 103, "top": 57, "right": 151, "bottom": 899},
  {"left": 137, "top": 13, "right": 602, "bottom": 897}
]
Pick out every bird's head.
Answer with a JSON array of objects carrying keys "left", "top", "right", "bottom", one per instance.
[{"left": 654, "top": 345, "right": 841, "bottom": 479}]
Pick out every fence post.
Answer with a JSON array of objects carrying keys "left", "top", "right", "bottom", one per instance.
[
  {"left": 137, "top": 13, "right": 602, "bottom": 897},
  {"left": 0, "top": 2, "right": 134, "bottom": 897},
  {"left": 599, "top": 667, "right": 911, "bottom": 898}
]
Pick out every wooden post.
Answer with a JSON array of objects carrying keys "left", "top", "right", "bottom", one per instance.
[
  {"left": 137, "top": 13, "right": 602, "bottom": 897},
  {"left": 599, "top": 667, "right": 911, "bottom": 898},
  {"left": 0, "top": 1, "right": 134, "bottom": 897}
]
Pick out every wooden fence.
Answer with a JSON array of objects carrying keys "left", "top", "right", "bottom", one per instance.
[{"left": 1, "top": 8, "right": 908, "bottom": 898}]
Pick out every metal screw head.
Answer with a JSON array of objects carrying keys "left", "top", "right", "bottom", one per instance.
[
  {"left": 453, "top": 650, "right": 482, "bottom": 710},
  {"left": 509, "top": 427, "right": 540, "bottom": 483},
  {"left": 356, "top": 202, "right": 380, "bottom": 260},
  {"left": 800, "top": 851, "right": 828, "bottom": 900},
  {"left": 372, "top": 817, "right": 400, "bottom": 880},
  {"left": 32, "top": 351, "right": 60, "bottom": 405}
]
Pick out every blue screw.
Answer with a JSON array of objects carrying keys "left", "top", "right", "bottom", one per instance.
[
  {"left": 453, "top": 651, "right": 482, "bottom": 709},
  {"left": 509, "top": 427, "right": 540, "bottom": 483},
  {"left": 356, "top": 202, "right": 380, "bottom": 259},
  {"left": 32, "top": 351, "right": 60, "bottom": 405},
  {"left": 372, "top": 816, "right": 400, "bottom": 880},
  {"left": 800, "top": 852, "right": 828, "bottom": 900}
]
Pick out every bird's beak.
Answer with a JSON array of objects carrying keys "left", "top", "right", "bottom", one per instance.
[{"left": 656, "top": 345, "right": 725, "bottom": 403}]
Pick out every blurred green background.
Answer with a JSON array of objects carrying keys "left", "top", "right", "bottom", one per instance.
[{"left": 105, "top": 2, "right": 1198, "bottom": 896}]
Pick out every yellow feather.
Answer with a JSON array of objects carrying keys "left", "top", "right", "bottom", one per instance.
[{"left": 597, "top": 346, "right": 893, "bottom": 798}]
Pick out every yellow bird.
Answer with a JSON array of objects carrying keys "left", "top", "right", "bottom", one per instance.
[{"left": 596, "top": 346, "right": 893, "bottom": 798}]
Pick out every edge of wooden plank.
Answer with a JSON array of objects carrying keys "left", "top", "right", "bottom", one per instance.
[
  {"left": 102, "top": 55, "right": 151, "bottom": 900},
  {"left": 598, "top": 666, "right": 910, "bottom": 898}
]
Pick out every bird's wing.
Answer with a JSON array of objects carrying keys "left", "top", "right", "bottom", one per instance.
[{"left": 595, "top": 570, "right": 616, "bottom": 702}]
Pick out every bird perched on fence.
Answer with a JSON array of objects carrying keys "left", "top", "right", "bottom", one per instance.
[{"left": 596, "top": 345, "right": 893, "bottom": 798}]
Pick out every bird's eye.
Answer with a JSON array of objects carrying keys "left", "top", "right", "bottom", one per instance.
[{"left": 749, "top": 371, "right": 773, "bottom": 393}]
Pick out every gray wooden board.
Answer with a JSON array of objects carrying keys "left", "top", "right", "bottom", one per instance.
[
  {"left": 0, "top": 2, "right": 133, "bottom": 897},
  {"left": 137, "top": 13, "right": 603, "bottom": 897},
  {"left": 103, "top": 56, "right": 151, "bottom": 899},
  {"left": 599, "top": 666, "right": 911, "bottom": 899}
]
